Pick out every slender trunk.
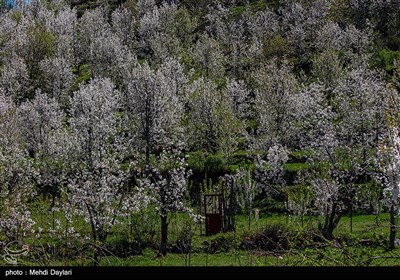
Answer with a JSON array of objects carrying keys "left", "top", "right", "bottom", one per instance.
[
  {"left": 51, "top": 194, "right": 55, "bottom": 231},
  {"left": 87, "top": 207, "right": 100, "bottom": 266},
  {"left": 145, "top": 143, "right": 150, "bottom": 176},
  {"left": 350, "top": 204, "right": 353, "bottom": 233},
  {"left": 129, "top": 213, "right": 133, "bottom": 239},
  {"left": 94, "top": 233, "right": 108, "bottom": 266},
  {"left": 221, "top": 190, "right": 226, "bottom": 232},
  {"left": 389, "top": 205, "right": 397, "bottom": 250},
  {"left": 160, "top": 212, "right": 168, "bottom": 256},
  {"left": 375, "top": 199, "right": 380, "bottom": 226},
  {"left": 248, "top": 211, "right": 251, "bottom": 231},
  {"left": 93, "top": 233, "right": 107, "bottom": 266},
  {"left": 144, "top": 96, "right": 151, "bottom": 176},
  {"left": 92, "top": 229, "right": 99, "bottom": 266},
  {"left": 230, "top": 181, "right": 235, "bottom": 231},
  {"left": 323, "top": 224, "right": 334, "bottom": 240},
  {"left": 322, "top": 204, "right": 340, "bottom": 239},
  {"left": 199, "top": 194, "right": 203, "bottom": 236},
  {"left": 51, "top": 198, "right": 55, "bottom": 259},
  {"left": 93, "top": 247, "right": 100, "bottom": 266}
]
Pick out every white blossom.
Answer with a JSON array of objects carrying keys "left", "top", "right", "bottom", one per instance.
[{"left": 67, "top": 77, "right": 147, "bottom": 244}]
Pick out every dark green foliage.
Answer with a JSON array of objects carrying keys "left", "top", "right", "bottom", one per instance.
[
  {"left": 374, "top": 48, "right": 400, "bottom": 73},
  {"left": 202, "top": 232, "right": 237, "bottom": 254},
  {"left": 172, "top": 223, "right": 193, "bottom": 254},
  {"left": 229, "top": 0, "right": 267, "bottom": 17},
  {"left": 105, "top": 236, "right": 144, "bottom": 257},
  {"left": 188, "top": 152, "right": 229, "bottom": 177},
  {"left": 24, "top": 23, "right": 56, "bottom": 100},
  {"left": 241, "top": 224, "right": 323, "bottom": 251},
  {"left": 71, "top": 64, "right": 92, "bottom": 91},
  {"left": 69, "top": 0, "right": 128, "bottom": 17}
]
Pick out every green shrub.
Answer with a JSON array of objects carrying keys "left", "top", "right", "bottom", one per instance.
[
  {"left": 71, "top": 64, "right": 92, "bottom": 92},
  {"left": 202, "top": 232, "right": 237, "bottom": 254},
  {"left": 374, "top": 48, "right": 400, "bottom": 72},
  {"left": 105, "top": 236, "right": 143, "bottom": 258},
  {"left": 172, "top": 223, "right": 193, "bottom": 254},
  {"left": 241, "top": 224, "right": 323, "bottom": 251}
]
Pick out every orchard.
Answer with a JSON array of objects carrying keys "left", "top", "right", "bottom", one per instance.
[{"left": 1, "top": 0, "right": 400, "bottom": 266}]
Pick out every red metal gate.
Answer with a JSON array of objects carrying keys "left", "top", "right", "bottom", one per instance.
[{"left": 204, "top": 194, "right": 222, "bottom": 236}]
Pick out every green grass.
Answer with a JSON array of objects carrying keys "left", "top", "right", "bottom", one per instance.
[
  {"left": 99, "top": 250, "right": 253, "bottom": 266},
  {"left": 99, "top": 246, "right": 400, "bottom": 266},
  {"left": 284, "top": 162, "right": 309, "bottom": 172},
  {"left": 3, "top": 197, "right": 400, "bottom": 266}
]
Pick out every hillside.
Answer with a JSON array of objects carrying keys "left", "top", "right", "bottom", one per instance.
[{"left": 1, "top": 0, "right": 400, "bottom": 267}]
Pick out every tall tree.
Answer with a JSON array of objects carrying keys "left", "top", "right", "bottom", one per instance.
[
  {"left": 0, "top": 92, "right": 34, "bottom": 241},
  {"left": 67, "top": 77, "right": 146, "bottom": 265},
  {"left": 0, "top": 56, "right": 31, "bottom": 103},
  {"left": 376, "top": 125, "right": 400, "bottom": 249},
  {"left": 124, "top": 59, "right": 191, "bottom": 255},
  {"left": 124, "top": 60, "right": 185, "bottom": 170},
  {"left": 192, "top": 33, "right": 225, "bottom": 81},
  {"left": 186, "top": 77, "right": 244, "bottom": 157},
  {"left": 253, "top": 60, "right": 299, "bottom": 149},
  {"left": 138, "top": 145, "right": 196, "bottom": 256},
  {"left": 18, "top": 92, "right": 71, "bottom": 231},
  {"left": 78, "top": 6, "right": 136, "bottom": 82},
  {"left": 375, "top": 87, "right": 400, "bottom": 249},
  {"left": 39, "top": 58, "right": 75, "bottom": 107}
]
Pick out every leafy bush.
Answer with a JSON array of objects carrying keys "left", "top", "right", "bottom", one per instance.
[
  {"left": 374, "top": 48, "right": 400, "bottom": 72},
  {"left": 172, "top": 223, "right": 193, "bottom": 254},
  {"left": 105, "top": 236, "right": 143, "bottom": 258},
  {"left": 241, "top": 224, "right": 323, "bottom": 251},
  {"left": 202, "top": 232, "right": 237, "bottom": 254}
]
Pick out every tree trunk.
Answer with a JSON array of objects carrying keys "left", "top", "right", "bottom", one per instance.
[
  {"left": 248, "top": 211, "right": 251, "bottom": 231},
  {"left": 159, "top": 212, "right": 168, "bottom": 256},
  {"left": 322, "top": 205, "right": 340, "bottom": 240},
  {"left": 322, "top": 224, "right": 334, "bottom": 240},
  {"left": 94, "top": 233, "right": 108, "bottom": 266},
  {"left": 389, "top": 205, "right": 397, "bottom": 250},
  {"left": 350, "top": 204, "right": 353, "bottom": 233},
  {"left": 51, "top": 193, "right": 55, "bottom": 231},
  {"left": 145, "top": 144, "right": 150, "bottom": 176},
  {"left": 229, "top": 182, "right": 235, "bottom": 231},
  {"left": 93, "top": 247, "right": 100, "bottom": 266},
  {"left": 90, "top": 226, "right": 99, "bottom": 266}
]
